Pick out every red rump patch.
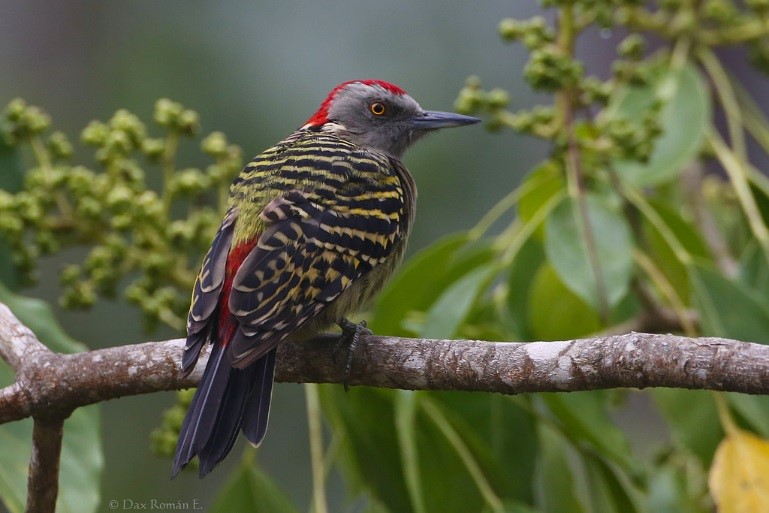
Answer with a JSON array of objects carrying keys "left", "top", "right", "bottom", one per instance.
[
  {"left": 304, "top": 79, "right": 407, "bottom": 127},
  {"left": 217, "top": 239, "right": 258, "bottom": 346}
]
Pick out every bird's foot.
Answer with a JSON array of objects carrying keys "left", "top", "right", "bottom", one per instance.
[{"left": 332, "top": 318, "right": 372, "bottom": 391}]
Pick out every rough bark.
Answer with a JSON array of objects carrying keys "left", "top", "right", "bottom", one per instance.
[{"left": 2, "top": 302, "right": 769, "bottom": 427}]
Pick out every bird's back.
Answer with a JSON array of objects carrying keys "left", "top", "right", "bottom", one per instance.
[
  {"left": 229, "top": 130, "right": 416, "bottom": 248},
  {"left": 226, "top": 129, "right": 417, "bottom": 346}
]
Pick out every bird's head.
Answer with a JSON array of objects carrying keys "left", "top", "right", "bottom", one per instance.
[{"left": 302, "top": 79, "right": 480, "bottom": 159}]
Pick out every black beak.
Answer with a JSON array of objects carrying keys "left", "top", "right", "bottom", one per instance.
[{"left": 410, "top": 110, "right": 481, "bottom": 130}]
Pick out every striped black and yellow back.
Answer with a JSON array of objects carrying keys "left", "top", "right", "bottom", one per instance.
[{"left": 230, "top": 130, "right": 416, "bottom": 248}]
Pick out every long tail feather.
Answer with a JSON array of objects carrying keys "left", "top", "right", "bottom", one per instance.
[
  {"left": 241, "top": 348, "right": 277, "bottom": 446},
  {"left": 171, "top": 345, "right": 276, "bottom": 478}
]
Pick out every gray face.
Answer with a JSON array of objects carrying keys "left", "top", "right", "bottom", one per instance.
[{"left": 325, "top": 82, "right": 426, "bottom": 159}]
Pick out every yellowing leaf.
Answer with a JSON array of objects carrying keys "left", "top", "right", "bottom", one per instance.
[{"left": 709, "top": 428, "right": 769, "bottom": 512}]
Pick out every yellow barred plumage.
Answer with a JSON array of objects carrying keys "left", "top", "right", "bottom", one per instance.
[{"left": 184, "top": 129, "right": 416, "bottom": 370}]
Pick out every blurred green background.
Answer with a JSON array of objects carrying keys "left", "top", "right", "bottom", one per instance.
[{"left": 0, "top": 1, "right": 548, "bottom": 511}]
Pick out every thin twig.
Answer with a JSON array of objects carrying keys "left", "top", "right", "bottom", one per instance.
[
  {"left": 709, "top": 129, "right": 769, "bottom": 265},
  {"left": 556, "top": 5, "right": 610, "bottom": 322},
  {"left": 681, "top": 163, "right": 739, "bottom": 278}
]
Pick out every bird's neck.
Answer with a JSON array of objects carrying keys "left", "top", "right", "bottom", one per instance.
[{"left": 310, "top": 123, "right": 408, "bottom": 160}]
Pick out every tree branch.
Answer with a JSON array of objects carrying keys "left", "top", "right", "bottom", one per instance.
[
  {"left": 26, "top": 417, "right": 64, "bottom": 513},
  {"left": 2, "top": 301, "right": 769, "bottom": 428},
  {"left": 0, "top": 303, "right": 50, "bottom": 371},
  {"left": 285, "top": 332, "right": 769, "bottom": 394}
]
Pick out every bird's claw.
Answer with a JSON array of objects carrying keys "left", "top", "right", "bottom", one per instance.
[{"left": 332, "top": 318, "right": 372, "bottom": 391}]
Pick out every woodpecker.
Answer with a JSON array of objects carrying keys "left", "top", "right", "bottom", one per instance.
[{"left": 172, "top": 79, "right": 479, "bottom": 477}]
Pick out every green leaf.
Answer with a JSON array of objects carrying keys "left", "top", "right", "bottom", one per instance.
[
  {"left": 582, "top": 453, "right": 642, "bottom": 513},
  {"left": 55, "top": 407, "right": 102, "bottom": 513},
  {"left": 368, "top": 232, "right": 494, "bottom": 336},
  {"left": 539, "top": 393, "right": 637, "bottom": 474},
  {"left": 750, "top": 181, "right": 769, "bottom": 228},
  {"left": 483, "top": 502, "right": 545, "bottom": 513},
  {"left": 463, "top": 295, "right": 511, "bottom": 342},
  {"left": 534, "top": 423, "right": 585, "bottom": 513},
  {"left": 319, "top": 386, "right": 412, "bottom": 513},
  {"left": 689, "top": 262, "right": 769, "bottom": 343},
  {"left": 613, "top": 63, "right": 710, "bottom": 187},
  {"left": 417, "top": 397, "right": 501, "bottom": 513},
  {"left": 504, "top": 236, "right": 546, "bottom": 340},
  {"left": 651, "top": 389, "right": 722, "bottom": 465},
  {"left": 641, "top": 199, "right": 710, "bottom": 302},
  {"left": 518, "top": 161, "right": 566, "bottom": 238},
  {"left": 527, "top": 264, "right": 602, "bottom": 340},
  {"left": 545, "top": 195, "right": 633, "bottom": 312},
  {"left": 0, "top": 285, "right": 102, "bottom": 513},
  {"left": 420, "top": 264, "right": 496, "bottom": 339},
  {"left": 395, "top": 391, "right": 427, "bottom": 513},
  {"left": 209, "top": 460, "right": 300, "bottom": 513},
  {"left": 738, "top": 241, "right": 769, "bottom": 297},
  {"left": 646, "top": 460, "right": 710, "bottom": 513},
  {"left": 321, "top": 387, "right": 537, "bottom": 513},
  {"left": 429, "top": 393, "right": 537, "bottom": 504},
  {"left": 726, "top": 394, "right": 769, "bottom": 439},
  {"left": 538, "top": 393, "right": 643, "bottom": 513}
]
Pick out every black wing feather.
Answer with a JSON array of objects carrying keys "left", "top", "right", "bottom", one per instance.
[
  {"left": 227, "top": 189, "right": 400, "bottom": 367},
  {"left": 181, "top": 209, "right": 237, "bottom": 374}
]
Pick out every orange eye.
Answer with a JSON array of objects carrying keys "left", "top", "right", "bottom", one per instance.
[{"left": 370, "top": 102, "right": 386, "bottom": 115}]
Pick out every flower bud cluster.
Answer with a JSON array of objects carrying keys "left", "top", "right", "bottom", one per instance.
[
  {"left": 455, "top": 0, "right": 768, "bottom": 179},
  {"left": 151, "top": 389, "right": 195, "bottom": 460},
  {"left": 0, "top": 99, "right": 242, "bottom": 331}
]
